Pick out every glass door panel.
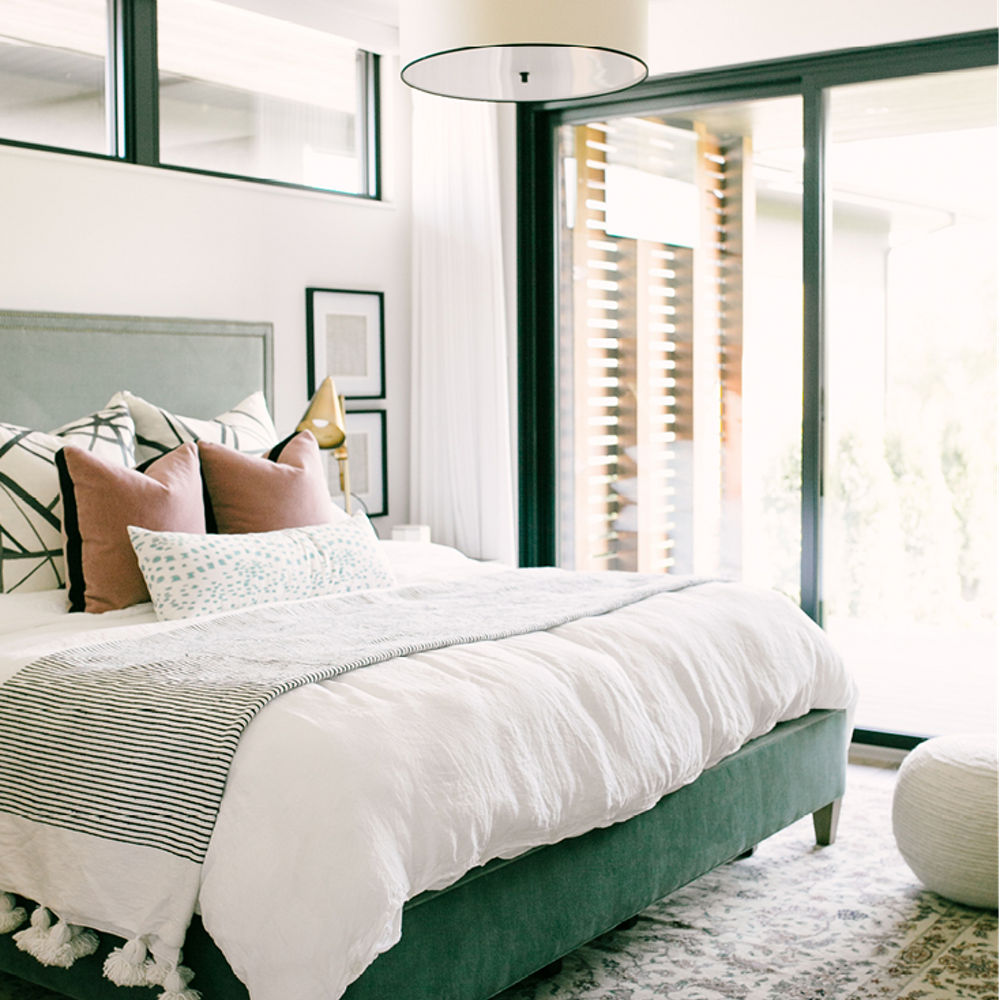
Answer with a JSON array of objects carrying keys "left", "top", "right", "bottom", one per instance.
[
  {"left": 555, "top": 97, "right": 803, "bottom": 596},
  {"left": 823, "top": 67, "right": 998, "bottom": 738}
]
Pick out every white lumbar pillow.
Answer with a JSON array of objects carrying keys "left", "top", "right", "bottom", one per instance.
[{"left": 128, "top": 515, "right": 395, "bottom": 621}]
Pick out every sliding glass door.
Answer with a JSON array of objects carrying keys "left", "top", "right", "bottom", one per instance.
[
  {"left": 518, "top": 33, "right": 998, "bottom": 744},
  {"left": 822, "top": 66, "right": 997, "bottom": 738},
  {"left": 554, "top": 97, "right": 804, "bottom": 596}
]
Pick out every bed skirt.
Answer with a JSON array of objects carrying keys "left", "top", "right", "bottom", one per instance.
[{"left": 0, "top": 708, "right": 848, "bottom": 1000}]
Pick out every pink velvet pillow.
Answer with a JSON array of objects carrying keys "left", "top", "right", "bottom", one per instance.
[
  {"left": 198, "top": 431, "right": 346, "bottom": 534},
  {"left": 57, "top": 441, "right": 207, "bottom": 613}
]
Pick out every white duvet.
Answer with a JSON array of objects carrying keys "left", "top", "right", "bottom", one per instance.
[{"left": 0, "top": 542, "right": 857, "bottom": 1000}]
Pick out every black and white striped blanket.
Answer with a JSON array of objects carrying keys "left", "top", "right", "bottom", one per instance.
[{"left": 0, "top": 569, "right": 698, "bottom": 955}]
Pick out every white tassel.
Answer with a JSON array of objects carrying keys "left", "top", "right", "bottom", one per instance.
[
  {"left": 14, "top": 913, "right": 97, "bottom": 969},
  {"left": 34, "top": 919, "right": 76, "bottom": 968},
  {"left": 0, "top": 893, "right": 26, "bottom": 934},
  {"left": 146, "top": 954, "right": 190, "bottom": 987},
  {"left": 13, "top": 906, "right": 52, "bottom": 960},
  {"left": 158, "top": 964, "right": 201, "bottom": 1000},
  {"left": 145, "top": 957, "right": 168, "bottom": 987},
  {"left": 104, "top": 936, "right": 155, "bottom": 987},
  {"left": 70, "top": 926, "right": 99, "bottom": 960}
]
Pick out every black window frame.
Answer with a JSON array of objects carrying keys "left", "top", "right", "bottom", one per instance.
[
  {"left": 0, "top": 0, "right": 382, "bottom": 200},
  {"left": 516, "top": 29, "right": 999, "bottom": 750}
]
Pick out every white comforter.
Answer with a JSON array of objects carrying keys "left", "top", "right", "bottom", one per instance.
[{"left": 0, "top": 542, "right": 857, "bottom": 1000}]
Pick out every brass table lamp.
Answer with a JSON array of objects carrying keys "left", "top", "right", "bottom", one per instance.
[{"left": 297, "top": 376, "right": 352, "bottom": 514}]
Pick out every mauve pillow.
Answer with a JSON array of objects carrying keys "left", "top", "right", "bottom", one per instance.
[
  {"left": 198, "top": 430, "right": 347, "bottom": 534},
  {"left": 57, "top": 442, "right": 207, "bottom": 613}
]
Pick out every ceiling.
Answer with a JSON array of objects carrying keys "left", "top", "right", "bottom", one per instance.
[
  {"left": 216, "top": 0, "right": 678, "bottom": 55},
  {"left": 325, "top": 0, "right": 397, "bottom": 26},
  {"left": 233, "top": 0, "right": 678, "bottom": 29},
  {"left": 219, "top": 0, "right": 998, "bottom": 72},
  {"left": 216, "top": 0, "right": 399, "bottom": 53}
]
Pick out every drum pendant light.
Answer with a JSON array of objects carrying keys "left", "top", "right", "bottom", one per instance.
[{"left": 400, "top": 0, "right": 649, "bottom": 102}]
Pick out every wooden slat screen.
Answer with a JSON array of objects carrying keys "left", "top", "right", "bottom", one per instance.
[{"left": 558, "top": 115, "right": 746, "bottom": 575}]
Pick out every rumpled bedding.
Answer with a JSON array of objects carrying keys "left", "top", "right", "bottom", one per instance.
[{"left": 0, "top": 541, "right": 857, "bottom": 1000}]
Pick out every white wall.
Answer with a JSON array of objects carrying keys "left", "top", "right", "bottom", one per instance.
[
  {"left": 647, "top": 0, "right": 997, "bottom": 74},
  {"left": 0, "top": 61, "right": 412, "bottom": 533}
]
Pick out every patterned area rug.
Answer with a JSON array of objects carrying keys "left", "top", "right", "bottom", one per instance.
[
  {"left": 497, "top": 764, "right": 998, "bottom": 1000},
  {"left": 0, "top": 765, "right": 995, "bottom": 1000}
]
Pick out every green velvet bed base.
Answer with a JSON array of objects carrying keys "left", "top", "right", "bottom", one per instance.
[{"left": 0, "top": 708, "right": 847, "bottom": 1000}]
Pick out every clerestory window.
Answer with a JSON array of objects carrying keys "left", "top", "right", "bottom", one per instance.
[{"left": 0, "top": 0, "right": 380, "bottom": 199}]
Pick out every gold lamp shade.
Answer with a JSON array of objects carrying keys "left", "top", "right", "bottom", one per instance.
[
  {"left": 297, "top": 376, "right": 352, "bottom": 514},
  {"left": 297, "top": 376, "right": 347, "bottom": 449}
]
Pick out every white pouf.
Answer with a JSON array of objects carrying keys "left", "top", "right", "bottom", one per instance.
[{"left": 892, "top": 735, "right": 998, "bottom": 909}]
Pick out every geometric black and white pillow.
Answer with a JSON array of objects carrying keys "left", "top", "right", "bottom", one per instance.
[
  {"left": 115, "top": 390, "right": 278, "bottom": 464},
  {"left": 0, "top": 400, "right": 136, "bottom": 594}
]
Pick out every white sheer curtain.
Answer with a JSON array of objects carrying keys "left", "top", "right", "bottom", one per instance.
[{"left": 409, "top": 92, "right": 516, "bottom": 563}]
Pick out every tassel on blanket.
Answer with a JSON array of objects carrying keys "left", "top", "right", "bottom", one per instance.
[
  {"left": 39, "top": 919, "right": 97, "bottom": 967},
  {"left": 13, "top": 908, "right": 97, "bottom": 968},
  {"left": 156, "top": 964, "right": 201, "bottom": 1000},
  {"left": 104, "top": 936, "right": 157, "bottom": 987},
  {"left": 0, "top": 893, "right": 26, "bottom": 934},
  {"left": 13, "top": 906, "right": 52, "bottom": 959},
  {"left": 107, "top": 949, "right": 200, "bottom": 999},
  {"left": 69, "top": 924, "right": 99, "bottom": 959}
]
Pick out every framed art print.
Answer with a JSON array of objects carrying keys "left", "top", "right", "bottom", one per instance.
[
  {"left": 329, "top": 409, "right": 387, "bottom": 517},
  {"left": 306, "top": 288, "right": 385, "bottom": 399}
]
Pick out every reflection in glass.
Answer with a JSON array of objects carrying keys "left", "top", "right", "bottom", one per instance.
[
  {"left": 0, "top": 0, "right": 109, "bottom": 154},
  {"left": 158, "top": 0, "right": 367, "bottom": 194}
]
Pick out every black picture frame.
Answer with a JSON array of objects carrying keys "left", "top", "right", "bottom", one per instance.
[
  {"left": 328, "top": 409, "right": 388, "bottom": 518},
  {"left": 306, "top": 288, "right": 385, "bottom": 399}
]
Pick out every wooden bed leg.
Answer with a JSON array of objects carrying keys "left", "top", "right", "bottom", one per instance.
[{"left": 812, "top": 799, "right": 842, "bottom": 846}]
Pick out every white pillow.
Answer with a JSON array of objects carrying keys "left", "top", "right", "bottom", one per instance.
[
  {"left": 0, "top": 400, "right": 136, "bottom": 594},
  {"left": 116, "top": 390, "right": 278, "bottom": 464},
  {"left": 128, "top": 515, "right": 395, "bottom": 621}
]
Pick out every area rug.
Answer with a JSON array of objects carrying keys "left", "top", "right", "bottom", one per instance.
[
  {"left": 497, "top": 763, "right": 998, "bottom": 1000},
  {"left": 0, "top": 765, "right": 995, "bottom": 1000}
]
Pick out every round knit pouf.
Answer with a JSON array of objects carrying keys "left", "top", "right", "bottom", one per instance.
[{"left": 892, "top": 735, "right": 998, "bottom": 909}]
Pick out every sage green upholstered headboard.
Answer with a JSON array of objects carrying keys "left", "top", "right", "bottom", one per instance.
[{"left": 0, "top": 310, "right": 274, "bottom": 430}]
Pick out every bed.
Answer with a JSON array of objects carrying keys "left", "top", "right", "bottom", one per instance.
[{"left": 0, "top": 310, "right": 856, "bottom": 1000}]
